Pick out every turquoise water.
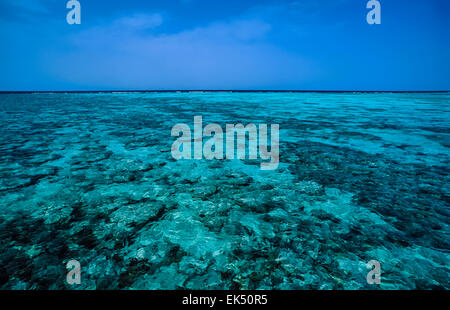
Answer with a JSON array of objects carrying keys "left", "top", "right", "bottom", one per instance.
[{"left": 0, "top": 92, "right": 448, "bottom": 289}]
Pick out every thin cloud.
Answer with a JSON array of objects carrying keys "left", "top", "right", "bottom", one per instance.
[
  {"left": 49, "top": 13, "right": 315, "bottom": 89},
  {"left": 114, "top": 13, "right": 163, "bottom": 30}
]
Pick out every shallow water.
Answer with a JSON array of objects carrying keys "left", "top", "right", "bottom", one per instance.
[{"left": 0, "top": 92, "right": 449, "bottom": 289}]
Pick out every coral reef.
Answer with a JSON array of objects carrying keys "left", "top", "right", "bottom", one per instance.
[{"left": 0, "top": 92, "right": 448, "bottom": 289}]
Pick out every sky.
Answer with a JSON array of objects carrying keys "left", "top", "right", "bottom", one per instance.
[{"left": 0, "top": 0, "right": 449, "bottom": 91}]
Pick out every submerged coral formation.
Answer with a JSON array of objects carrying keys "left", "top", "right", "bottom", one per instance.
[{"left": 0, "top": 92, "right": 448, "bottom": 289}]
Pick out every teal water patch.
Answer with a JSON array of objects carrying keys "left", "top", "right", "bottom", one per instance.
[{"left": 0, "top": 92, "right": 448, "bottom": 289}]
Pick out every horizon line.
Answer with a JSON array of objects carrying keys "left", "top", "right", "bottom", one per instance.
[{"left": 0, "top": 90, "right": 449, "bottom": 94}]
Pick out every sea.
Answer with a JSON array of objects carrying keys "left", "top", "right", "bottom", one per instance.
[{"left": 0, "top": 92, "right": 448, "bottom": 289}]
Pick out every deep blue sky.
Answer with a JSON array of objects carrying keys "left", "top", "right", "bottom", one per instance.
[{"left": 0, "top": 0, "right": 449, "bottom": 90}]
